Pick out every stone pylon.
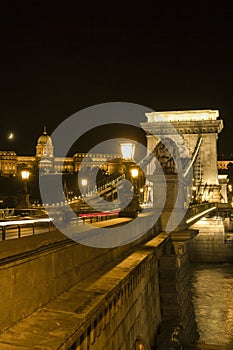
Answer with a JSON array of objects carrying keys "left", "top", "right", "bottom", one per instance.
[{"left": 148, "top": 173, "right": 188, "bottom": 232}]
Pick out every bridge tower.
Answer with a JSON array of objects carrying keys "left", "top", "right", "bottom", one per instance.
[{"left": 141, "top": 110, "right": 223, "bottom": 202}]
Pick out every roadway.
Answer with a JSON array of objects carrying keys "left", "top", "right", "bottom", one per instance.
[{"left": 0, "top": 202, "right": 218, "bottom": 243}]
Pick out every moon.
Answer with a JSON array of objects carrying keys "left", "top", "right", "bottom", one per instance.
[{"left": 8, "top": 133, "right": 14, "bottom": 140}]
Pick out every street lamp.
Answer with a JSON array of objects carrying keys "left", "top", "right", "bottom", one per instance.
[
  {"left": 147, "top": 185, "right": 152, "bottom": 204},
  {"left": 81, "top": 178, "right": 88, "bottom": 196},
  {"left": 120, "top": 142, "right": 135, "bottom": 160},
  {"left": 131, "top": 168, "right": 138, "bottom": 179},
  {"left": 228, "top": 183, "right": 232, "bottom": 204},
  {"left": 130, "top": 168, "right": 139, "bottom": 196},
  {"left": 21, "top": 170, "right": 30, "bottom": 181},
  {"left": 192, "top": 185, "right": 197, "bottom": 203},
  {"left": 139, "top": 187, "right": 144, "bottom": 203},
  {"left": 21, "top": 169, "right": 30, "bottom": 208}
]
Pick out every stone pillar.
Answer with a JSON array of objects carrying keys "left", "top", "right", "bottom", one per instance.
[
  {"left": 156, "top": 231, "right": 199, "bottom": 349},
  {"left": 147, "top": 174, "right": 188, "bottom": 232}
]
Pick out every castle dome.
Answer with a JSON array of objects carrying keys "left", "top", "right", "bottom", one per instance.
[
  {"left": 37, "top": 127, "right": 53, "bottom": 145},
  {"left": 36, "top": 127, "right": 54, "bottom": 159}
]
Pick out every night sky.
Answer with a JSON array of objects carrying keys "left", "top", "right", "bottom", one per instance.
[{"left": 0, "top": 2, "right": 232, "bottom": 157}]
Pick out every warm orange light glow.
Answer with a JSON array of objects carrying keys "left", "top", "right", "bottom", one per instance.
[
  {"left": 0, "top": 218, "right": 53, "bottom": 227},
  {"left": 21, "top": 170, "right": 30, "bottom": 180},
  {"left": 131, "top": 168, "right": 139, "bottom": 178},
  {"left": 81, "top": 178, "right": 88, "bottom": 186},
  {"left": 145, "top": 110, "right": 219, "bottom": 122}
]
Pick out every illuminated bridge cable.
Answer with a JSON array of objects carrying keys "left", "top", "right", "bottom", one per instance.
[{"left": 184, "top": 135, "right": 203, "bottom": 178}]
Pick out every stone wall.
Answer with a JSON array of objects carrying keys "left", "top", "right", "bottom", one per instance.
[
  {"left": 0, "top": 233, "right": 170, "bottom": 349},
  {"left": 0, "top": 228, "right": 199, "bottom": 349},
  {"left": 0, "top": 226, "right": 158, "bottom": 334},
  {"left": 65, "top": 240, "right": 164, "bottom": 350},
  {"left": 190, "top": 217, "right": 233, "bottom": 262},
  {"left": 156, "top": 234, "right": 198, "bottom": 349}
]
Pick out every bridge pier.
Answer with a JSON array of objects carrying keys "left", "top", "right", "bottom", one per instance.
[
  {"left": 148, "top": 174, "right": 188, "bottom": 233},
  {"left": 156, "top": 230, "right": 199, "bottom": 349}
]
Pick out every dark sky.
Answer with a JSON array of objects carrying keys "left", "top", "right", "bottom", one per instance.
[{"left": 0, "top": 2, "right": 232, "bottom": 157}]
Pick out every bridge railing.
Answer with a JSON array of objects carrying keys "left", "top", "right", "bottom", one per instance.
[
  {"left": 40, "top": 174, "right": 126, "bottom": 208},
  {"left": 0, "top": 218, "right": 53, "bottom": 241},
  {"left": 78, "top": 209, "right": 120, "bottom": 223},
  {"left": 95, "top": 173, "right": 125, "bottom": 192},
  {"left": 0, "top": 208, "right": 18, "bottom": 220},
  {"left": 186, "top": 202, "right": 217, "bottom": 225}
]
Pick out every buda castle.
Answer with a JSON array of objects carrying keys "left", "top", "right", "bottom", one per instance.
[{"left": 0, "top": 128, "right": 121, "bottom": 177}]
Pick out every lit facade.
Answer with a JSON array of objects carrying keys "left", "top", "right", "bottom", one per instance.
[
  {"left": 141, "top": 109, "right": 224, "bottom": 203},
  {"left": 217, "top": 160, "right": 233, "bottom": 170},
  {"left": 0, "top": 128, "right": 122, "bottom": 177}
]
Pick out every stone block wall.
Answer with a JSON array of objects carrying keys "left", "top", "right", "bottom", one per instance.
[
  {"left": 156, "top": 238, "right": 198, "bottom": 348},
  {"left": 0, "top": 226, "right": 157, "bottom": 334},
  {"left": 66, "top": 247, "right": 162, "bottom": 350},
  {"left": 0, "top": 233, "right": 170, "bottom": 350},
  {"left": 0, "top": 226, "right": 200, "bottom": 349},
  {"left": 190, "top": 217, "right": 233, "bottom": 262}
]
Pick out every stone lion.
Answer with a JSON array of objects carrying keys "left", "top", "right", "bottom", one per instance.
[{"left": 153, "top": 137, "right": 179, "bottom": 174}]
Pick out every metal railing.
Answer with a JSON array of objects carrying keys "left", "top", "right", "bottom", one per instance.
[
  {"left": 95, "top": 173, "right": 125, "bottom": 192},
  {"left": 41, "top": 174, "right": 126, "bottom": 208},
  {"left": 0, "top": 218, "right": 53, "bottom": 241},
  {"left": 0, "top": 208, "right": 17, "bottom": 220},
  {"left": 78, "top": 209, "right": 120, "bottom": 223},
  {"left": 186, "top": 202, "right": 217, "bottom": 224}
]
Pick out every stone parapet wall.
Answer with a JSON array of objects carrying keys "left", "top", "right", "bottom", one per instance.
[
  {"left": 0, "top": 233, "right": 170, "bottom": 350},
  {"left": 67, "top": 245, "right": 162, "bottom": 350},
  {"left": 0, "top": 226, "right": 158, "bottom": 335},
  {"left": 0, "top": 226, "right": 200, "bottom": 349}
]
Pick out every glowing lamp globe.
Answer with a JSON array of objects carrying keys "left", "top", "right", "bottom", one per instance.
[
  {"left": 81, "top": 179, "right": 88, "bottom": 186},
  {"left": 131, "top": 168, "right": 139, "bottom": 178},
  {"left": 120, "top": 143, "right": 135, "bottom": 160},
  {"left": 21, "top": 170, "right": 30, "bottom": 180}
]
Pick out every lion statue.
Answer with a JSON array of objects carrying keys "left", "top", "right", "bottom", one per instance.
[{"left": 152, "top": 137, "right": 179, "bottom": 174}]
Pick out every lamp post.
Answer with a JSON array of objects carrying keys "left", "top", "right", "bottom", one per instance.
[
  {"left": 147, "top": 185, "right": 152, "bottom": 204},
  {"left": 21, "top": 169, "right": 30, "bottom": 208},
  {"left": 228, "top": 183, "right": 232, "bottom": 204},
  {"left": 120, "top": 142, "right": 135, "bottom": 160},
  {"left": 139, "top": 187, "right": 144, "bottom": 203},
  {"left": 130, "top": 167, "right": 139, "bottom": 197},
  {"left": 192, "top": 185, "right": 197, "bottom": 204},
  {"left": 81, "top": 178, "right": 88, "bottom": 197}
]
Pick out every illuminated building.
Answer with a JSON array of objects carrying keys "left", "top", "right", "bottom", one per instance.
[{"left": 0, "top": 127, "right": 122, "bottom": 177}]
